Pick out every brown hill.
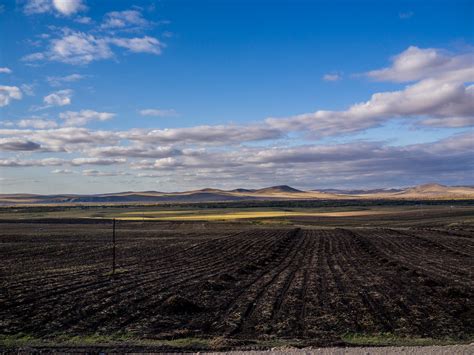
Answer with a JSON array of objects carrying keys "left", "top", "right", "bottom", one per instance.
[{"left": 1, "top": 183, "right": 473, "bottom": 205}]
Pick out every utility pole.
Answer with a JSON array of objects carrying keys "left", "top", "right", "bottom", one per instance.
[{"left": 112, "top": 218, "right": 116, "bottom": 275}]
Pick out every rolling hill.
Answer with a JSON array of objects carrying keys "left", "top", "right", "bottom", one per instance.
[{"left": 1, "top": 183, "right": 473, "bottom": 205}]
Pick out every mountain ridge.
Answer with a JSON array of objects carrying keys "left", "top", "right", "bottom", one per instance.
[{"left": 1, "top": 183, "right": 473, "bottom": 205}]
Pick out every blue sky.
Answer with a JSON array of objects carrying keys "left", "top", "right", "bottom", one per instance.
[{"left": 0, "top": 0, "right": 473, "bottom": 193}]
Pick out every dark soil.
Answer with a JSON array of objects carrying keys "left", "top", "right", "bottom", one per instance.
[{"left": 0, "top": 221, "right": 472, "bottom": 349}]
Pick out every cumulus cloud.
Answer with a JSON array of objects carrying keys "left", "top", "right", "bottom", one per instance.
[
  {"left": 0, "top": 158, "right": 64, "bottom": 167},
  {"left": 74, "top": 16, "right": 92, "bottom": 24},
  {"left": 51, "top": 168, "right": 75, "bottom": 174},
  {"left": 0, "top": 67, "right": 12, "bottom": 74},
  {"left": 52, "top": 0, "right": 85, "bottom": 16},
  {"left": 2, "top": 45, "right": 473, "bottom": 188},
  {"left": 0, "top": 86, "right": 22, "bottom": 107},
  {"left": 22, "top": 52, "right": 46, "bottom": 62},
  {"left": 0, "top": 127, "right": 472, "bottom": 187},
  {"left": 124, "top": 125, "right": 283, "bottom": 145},
  {"left": 43, "top": 89, "right": 73, "bottom": 106},
  {"left": 420, "top": 116, "right": 474, "bottom": 128},
  {"left": 82, "top": 169, "right": 130, "bottom": 177},
  {"left": 0, "top": 157, "right": 125, "bottom": 168},
  {"left": 89, "top": 146, "right": 181, "bottom": 159},
  {"left": 0, "top": 121, "right": 15, "bottom": 128},
  {"left": 17, "top": 119, "right": 58, "bottom": 129},
  {"left": 0, "top": 138, "right": 41, "bottom": 151},
  {"left": 47, "top": 73, "right": 85, "bottom": 86},
  {"left": 109, "top": 36, "right": 164, "bottom": 54},
  {"left": 127, "top": 132, "right": 474, "bottom": 188},
  {"left": 23, "top": 30, "right": 164, "bottom": 65},
  {"left": 267, "top": 48, "right": 474, "bottom": 135},
  {"left": 0, "top": 123, "right": 279, "bottom": 157},
  {"left": 24, "top": 0, "right": 86, "bottom": 16},
  {"left": 139, "top": 108, "right": 178, "bottom": 117},
  {"left": 101, "top": 9, "right": 150, "bottom": 30},
  {"left": 71, "top": 157, "right": 126, "bottom": 166},
  {"left": 322, "top": 73, "right": 341, "bottom": 81},
  {"left": 365, "top": 46, "right": 474, "bottom": 82},
  {"left": 59, "top": 110, "right": 115, "bottom": 126},
  {"left": 23, "top": 0, "right": 52, "bottom": 15},
  {"left": 0, "top": 127, "right": 119, "bottom": 151},
  {"left": 48, "top": 31, "right": 113, "bottom": 65}
]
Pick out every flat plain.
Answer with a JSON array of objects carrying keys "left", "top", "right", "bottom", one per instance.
[{"left": 0, "top": 203, "right": 473, "bottom": 352}]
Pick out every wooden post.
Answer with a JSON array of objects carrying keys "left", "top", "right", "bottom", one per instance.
[{"left": 112, "top": 218, "right": 116, "bottom": 275}]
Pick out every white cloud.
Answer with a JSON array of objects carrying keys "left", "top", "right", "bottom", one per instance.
[
  {"left": 366, "top": 46, "right": 474, "bottom": 82},
  {"left": 101, "top": 9, "right": 149, "bottom": 30},
  {"left": 82, "top": 169, "right": 130, "bottom": 177},
  {"left": 322, "top": 73, "right": 341, "bottom": 81},
  {"left": 47, "top": 73, "right": 85, "bottom": 86},
  {"left": 153, "top": 157, "right": 180, "bottom": 169},
  {"left": 0, "top": 125, "right": 472, "bottom": 187},
  {"left": 21, "top": 84, "right": 36, "bottom": 96},
  {"left": 89, "top": 146, "right": 181, "bottom": 159},
  {"left": 2, "top": 45, "right": 473, "bottom": 189},
  {"left": 420, "top": 116, "right": 474, "bottom": 128},
  {"left": 139, "top": 108, "right": 178, "bottom": 117},
  {"left": 109, "top": 36, "right": 164, "bottom": 54},
  {"left": 0, "top": 138, "right": 41, "bottom": 151},
  {"left": 18, "top": 119, "right": 58, "bottom": 129},
  {"left": 52, "top": 169, "right": 75, "bottom": 174},
  {"left": 22, "top": 52, "right": 46, "bottom": 62},
  {"left": 0, "top": 127, "right": 119, "bottom": 151},
  {"left": 267, "top": 79, "right": 474, "bottom": 135},
  {"left": 52, "top": 0, "right": 85, "bottom": 16},
  {"left": 0, "top": 158, "right": 65, "bottom": 167},
  {"left": 0, "top": 67, "right": 12, "bottom": 74},
  {"left": 43, "top": 89, "right": 73, "bottom": 106},
  {"left": 266, "top": 46, "right": 474, "bottom": 135},
  {"left": 399, "top": 11, "right": 414, "bottom": 19},
  {"left": 74, "top": 16, "right": 92, "bottom": 24},
  {"left": 49, "top": 31, "right": 113, "bottom": 65},
  {"left": 23, "top": 30, "right": 164, "bottom": 65},
  {"left": 0, "top": 121, "right": 15, "bottom": 127},
  {"left": 23, "top": 0, "right": 51, "bottom": 15},
  {"left": 59, "top": 110, "right": 115, "bottom": 126},
  {"left": 23, "top": 0, "right": 86, "bottom": 16},
  {"left": 71, "top": 157, "right": 126, "bottom": 166},
  {"left": 124, "top": 125, "right": 283, "bottom": 145},
  {"left": 90, "top": 146, "right": 182, "bottom": 160},
  {"left": 0, "top": 86, "right": 22, "bottom": 107},
  {"left": 129, "top": 132, "right": 474, "bottom": 188}
]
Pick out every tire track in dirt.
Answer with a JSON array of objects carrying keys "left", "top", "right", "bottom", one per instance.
[
  {"left": 297, "top": 230, "right": 320, "bottom": 336},
  {"left": 210, "top": 228, "right": 304, "bottom": 336},
  {"left": 342, "top": 228, "right": 471, "bottom": 336}
]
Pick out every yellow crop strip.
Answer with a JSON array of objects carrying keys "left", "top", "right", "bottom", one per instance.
[{"left": 116, "top": 210, "right": 390, "bottom": 221}]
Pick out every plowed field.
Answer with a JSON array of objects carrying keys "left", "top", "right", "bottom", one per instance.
[{"left": 0, "top": 221, "right": 472, "bottom": 349}]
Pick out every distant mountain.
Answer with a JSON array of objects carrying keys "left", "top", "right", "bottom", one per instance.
[
  {"left": 403, "top": 183, "right": 448, "bottom": 194},
  {"left": 229, "top": 188, "right": 255, "bottom": 193},
  {"left": 392, "top": 183, "right": 474, "bottom": 198},
  {"left": 317, "top": 188, "right": 403, "bottom": 194},
  {"left": 254, "top": 185, "right": 303, "bottom": 194},
  {"left": 354, "top": 183, "right": 474, "bottom": 199},
  {"left": 1, "top": 183, "right": 473, "bottom": 205}
]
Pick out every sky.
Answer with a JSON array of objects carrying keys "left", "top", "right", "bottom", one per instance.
[{"left": 0, "top": 0, "right": 473, "bottom": 194}]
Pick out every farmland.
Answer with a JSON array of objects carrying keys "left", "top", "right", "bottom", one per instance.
[{"left": 0, "top": 204, "right": 473, "bottom": 351}]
